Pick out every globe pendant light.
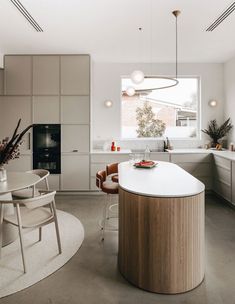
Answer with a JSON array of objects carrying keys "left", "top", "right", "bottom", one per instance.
[
  {"left": 131, "top": 70, "right": 145, "bottom": 84},
  {"left": 126, "top": 86, "right": 136, "bottom": 96}
]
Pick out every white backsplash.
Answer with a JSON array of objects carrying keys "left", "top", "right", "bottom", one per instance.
[{"left": 93, "top": 138, "right": 204, "bottom": 152}]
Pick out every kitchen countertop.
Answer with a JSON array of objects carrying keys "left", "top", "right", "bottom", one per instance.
[
  {"left": 91, "top": 148, "right": 235, "bottom": 161},
  {"left": 168, "top": 148, "right": 235, "bottom": 161},
  {"left": 118, "top": 161, "right": 205, "bottom": 198},
  {"left": 91, "top": 149, "right": 131, "bottom": 154}
]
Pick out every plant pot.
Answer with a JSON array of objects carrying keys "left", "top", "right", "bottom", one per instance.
[
  {"left": 211, "top": 141, "right": 219, "bottom": 148},
  {"left": 0, "top": 167, "right": 7, "bottom": 182}
]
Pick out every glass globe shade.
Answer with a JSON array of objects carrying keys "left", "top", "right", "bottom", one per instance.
[
  {"left": 131, "top": 70, "right": 145, "bottom": 84},
  {"left": 126, "top": 86, "right": 135, "bottom": 96}
]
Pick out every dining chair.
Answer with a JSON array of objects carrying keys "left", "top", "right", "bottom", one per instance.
[
  {"left": 12, "top": 169, "right": 50, "bottom": 199},
  {"left": 96, "top": 170, "right": 118, "bottom": 241},
  {"left": 0, "top": 190, "right": 62, "bottom": 273}
]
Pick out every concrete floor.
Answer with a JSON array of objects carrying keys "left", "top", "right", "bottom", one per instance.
[{"left": 1, "top": 194, "right": 235, "bottom": 304}]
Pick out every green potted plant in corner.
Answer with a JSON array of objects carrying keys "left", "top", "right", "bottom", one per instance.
[
  {"left": 201, "top": 118, "right": 233, "bottom": 148},
  {"left": 0, "top": 119, "right": 32, "bottom": 181}
]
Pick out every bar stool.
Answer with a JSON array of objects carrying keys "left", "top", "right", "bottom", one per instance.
[
  {"left": 106, "top": 163, "right": 119, "bottom": 215},
  {"left": 96, "top": 170, "right": 118, "bottom": 241},
  {"left": 106, "top": 163, "right": 119, "bottom": 183}
]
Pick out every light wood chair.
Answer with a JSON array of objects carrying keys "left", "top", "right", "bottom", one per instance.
[
  {"left": 0, "top": 190, "right": 62, "bottom": 273},
  {"left": 12, "top": 169, "right": 50, "bottom": 199}
]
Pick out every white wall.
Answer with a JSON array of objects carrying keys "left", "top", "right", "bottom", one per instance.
[
  {"left": 224, "top": 56, "right": 235, "bottom": 144},
  {"left": 92, "top": 62, "right": 224, "bottom": 149}
]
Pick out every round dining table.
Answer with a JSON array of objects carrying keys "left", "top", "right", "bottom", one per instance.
[{"left": 0, "top": 172, "right": 40, "bottom": 246}]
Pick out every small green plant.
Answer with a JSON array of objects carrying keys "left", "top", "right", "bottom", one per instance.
[{"left": 201, "top": 118, "right": 233, "bottom": 147}]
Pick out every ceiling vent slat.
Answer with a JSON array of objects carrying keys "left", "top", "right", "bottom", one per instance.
[
  {"left": 10, "top": 0, "right": 43, "bottom": 32},
  {"left": 206, "top": 2, "right": 235, "bottom": 31}
]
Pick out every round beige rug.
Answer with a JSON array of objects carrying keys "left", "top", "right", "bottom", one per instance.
[{"left": 0, "top": 210, "right": 84, "bottom": 298}]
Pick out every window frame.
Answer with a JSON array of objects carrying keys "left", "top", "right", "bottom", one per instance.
[{"left": 120, "top": 75, "right": 201, "bottom": 141}]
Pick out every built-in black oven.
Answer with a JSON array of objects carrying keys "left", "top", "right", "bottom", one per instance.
[{"left": 33, "top": 124, "right": 61, "bottom": 174}]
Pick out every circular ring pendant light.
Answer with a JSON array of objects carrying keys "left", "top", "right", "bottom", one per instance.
[{"left": 125, "top": 9, "right": 181, "bottom": 95}]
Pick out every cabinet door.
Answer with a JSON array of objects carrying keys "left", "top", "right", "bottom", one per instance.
[
  {"left": 232, "top": 162, "right": 235, "bottom": 205},
  {"left": 61, "top": 96, "right": 89, "bottom": 124},
  {"left": 4, "top": 55, "right": 32, "bottom": 95},
  {"left": 0, "top": 69, "right": 4, "bottom": 95},
  {"left": 61, "top": 154, "right": 89, "bottom": 190},
  {"left": 0, "top": 96, "right": 32, "bottom": 152},
  {"left": 62, "top": 125, "right": 89, "bottom": 153},
  {"left": 33, "top": 96, "right": 60, "bottom": 123},
  {"left": 60, "top": 55, "right": 90, "bottom": 95},
  {"left": 5, "top": 155, "right": 32, "bottom": 172},
  {"left": 33, "top": 56, "right": 60, "bottom": 95}
]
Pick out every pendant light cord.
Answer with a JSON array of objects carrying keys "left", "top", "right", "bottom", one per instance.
[
  {"left": 172, "top": 10, "right": 180, "bottom": 79},
  {"left": 176, "top": 14, "right": 178, "bottom": 79}
]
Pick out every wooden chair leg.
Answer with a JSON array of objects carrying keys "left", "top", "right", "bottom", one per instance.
[
  {"left": 16, "top": 204, "right": 27, "bottom": 273},
  {"left": 0, "top": 204, "right": 4, "bottom": 258},
  {"left": 51, "top": 201, "right": 62, "bottom": 254},
  {"left": 39, "top": 227, "right": 42, "bottom": 242}
]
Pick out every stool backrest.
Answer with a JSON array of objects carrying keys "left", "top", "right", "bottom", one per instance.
[
  {"left": 96, "top": 170, "right": 106, "bottom": 189},
  {"left": 106, "top": 163, "right": 118, "bottom": 176}
]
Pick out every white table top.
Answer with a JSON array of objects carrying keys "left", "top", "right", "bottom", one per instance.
[
  {"left": 0, "top": 172, "right": 40, "bottom": 194},
  {"left": 118, "top": 161, "right": 205, "bottom": 198}
]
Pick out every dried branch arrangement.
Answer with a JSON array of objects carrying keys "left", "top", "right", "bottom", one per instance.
[
  {"left": 0, "top": 119, "right": 32, "bottom": 167},
  {"left": 201, "top": 118, "right": 233, "bottom": 146}
]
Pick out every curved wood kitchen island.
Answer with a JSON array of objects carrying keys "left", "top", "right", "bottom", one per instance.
[{"left": 118, "top": 161, "right": 205, "bottom": 294}]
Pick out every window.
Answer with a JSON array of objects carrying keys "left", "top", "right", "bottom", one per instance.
[{"left": 121, "top": 77, "right": 200, "bottom": 139}]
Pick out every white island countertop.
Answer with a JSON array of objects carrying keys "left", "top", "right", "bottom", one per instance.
[{"left": 118, "top": 161, "right": 205, "bottom": 198}]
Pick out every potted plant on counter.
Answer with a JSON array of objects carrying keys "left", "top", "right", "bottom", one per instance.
[
  {"left": 0, "top": 119, "right": 32, "bottom": 181},
  {"left": 201, "top": 118, "right": 233, "bottom": 149}
]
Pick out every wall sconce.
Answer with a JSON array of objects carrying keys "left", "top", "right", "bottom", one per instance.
[
  {"left": 104, "top": 100, "right": 113, "bottom": 108},
  {"left": 208, "top": 100, "right": 218, "bottom": 107}
]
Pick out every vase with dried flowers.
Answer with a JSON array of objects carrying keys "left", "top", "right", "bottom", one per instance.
[
  {"left": 0, "top": 119, "right": 32, "bottom": 182},
  {"left": 201, "top": 118, "right": 233, "bottom": 148}
]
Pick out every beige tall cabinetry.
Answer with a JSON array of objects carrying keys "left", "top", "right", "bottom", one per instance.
[{"left": 0, "top": 54, "right": 90, "bottom": 191}]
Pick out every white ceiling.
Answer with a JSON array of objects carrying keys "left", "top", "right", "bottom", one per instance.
[{"left": 0, "top": 0, "right": 235, "bottom": 63}]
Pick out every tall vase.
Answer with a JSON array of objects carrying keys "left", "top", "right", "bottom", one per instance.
[{"left": 0, "top": 166, "right": 7, "bottom": 182}]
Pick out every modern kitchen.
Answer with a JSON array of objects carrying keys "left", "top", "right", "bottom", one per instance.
[{"left": 0, "top": 1, "right": 235, "bottom": 303}]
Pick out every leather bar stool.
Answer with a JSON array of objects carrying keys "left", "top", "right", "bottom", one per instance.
[
  {"left": 96, "top": 170, "right": 118, "bottom": 241},
  {"left": 106, "top": 163, "right": 119, "bottom": 215},
  {"left": 106, "top": 163, "right": 119, "bottom": 183}
]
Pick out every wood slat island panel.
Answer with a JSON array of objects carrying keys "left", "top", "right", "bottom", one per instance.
[{"left": 118, "top": 188, "right": 205, "bottom": 294}]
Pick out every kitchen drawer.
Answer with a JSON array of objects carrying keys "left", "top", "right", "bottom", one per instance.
[
  {"left": 214, "top": 179, "right": 231, "bottom": 202},
  {"left": 213, "top": 155, "right": 231, "bottom": 170},
  {"left": 177, "top": 162, "right": 211, "bottom": 177},
  {"left": 214, "top": 165, "right": 231, "bottom": 185},
  {"left": 91, "top": 154, "right": 129, "bottom": 164},
  {"left": 171, "top": 153, "right": 211, "bottom": 164},
  {"left": 150, "top": 153, "right": 170, "bottom": 162}
]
